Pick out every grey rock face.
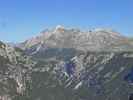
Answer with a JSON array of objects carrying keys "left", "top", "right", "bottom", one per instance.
[{"left": 19, "top": 26, "right": 133, "bottom": 57}]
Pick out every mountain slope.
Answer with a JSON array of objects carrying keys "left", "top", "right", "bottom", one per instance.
[
  {"left": 0, "top": 41, "right": 35, "bottom": 100},
  {"left": 11, "top": 51, "right": 133, "bottom": 100}
]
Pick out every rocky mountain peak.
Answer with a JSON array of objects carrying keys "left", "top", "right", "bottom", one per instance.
[
  {"left": 18, "top": 26, "right": 133, "bottom": 54},
  {"left": 55, "top": 25, "right": 65, "bottom": 31}
]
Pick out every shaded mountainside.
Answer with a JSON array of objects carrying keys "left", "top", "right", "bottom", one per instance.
[
  {"left": 16, "top": 52, "right": 133, "bottom": 100},
  {"left": 1, "top": 40, "right": 133, "bottom": 100},
  {"left": 55, "top": 52, "right": 133, "bottom": 100}
]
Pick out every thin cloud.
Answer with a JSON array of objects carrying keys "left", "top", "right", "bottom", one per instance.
[
  {"left": 0, "top": 17, "right": 7, "bottom": 29},
  {"left": 0, "top": 21, "right": 7, "bottom": 29}
]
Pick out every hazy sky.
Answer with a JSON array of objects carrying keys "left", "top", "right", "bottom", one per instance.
[{"left": 0, "top": 0, "right": 133, "bottom": 42}]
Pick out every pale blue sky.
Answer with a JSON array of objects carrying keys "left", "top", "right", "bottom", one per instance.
[{"left": 0, "top": 0, "right": 133, "bottom": 42}]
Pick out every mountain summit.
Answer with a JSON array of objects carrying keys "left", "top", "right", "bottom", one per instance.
[{"left": 19, "top": 26, "right": 132, "bottom": 56}]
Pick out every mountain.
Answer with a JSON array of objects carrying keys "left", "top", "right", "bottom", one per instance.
[
  {"left": 1, "top": 26, "right": 133, "bottom": 100},
  {"left": 18, "top": 26, "right": 133, "bottom": 61},
  {"left": 19, "top": 26, "right": 131, "bottom": 50}
]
